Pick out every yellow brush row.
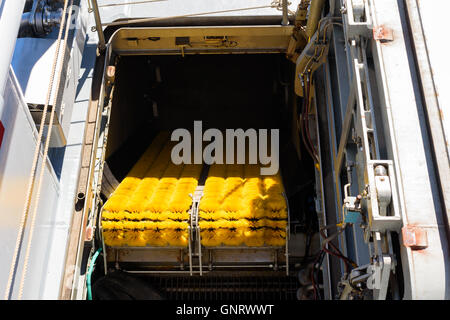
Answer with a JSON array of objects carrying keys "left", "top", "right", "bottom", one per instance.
[
  {"left": 198, "top": 164, "right": 288, "bottom": 247},
  {"left": 101, "top": 134, "right": 201, "bottom": 247},
  {"left": 103, "top": 221, "right": 189, "bottom": 247},
  {"left": 199, "top": 165, "right": 287, "bottom": 216},
  {"left": 103, "top": 132, "right": 170, "bottom": 213},
  {"left": 102, "top": 211, "right": 190, "bottom": 221},
  {"left": 199, "top": 219, "right": 286, "bottom": 247}
]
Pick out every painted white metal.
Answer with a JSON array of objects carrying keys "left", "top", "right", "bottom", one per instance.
[
  {"left": 0, "top": 68, "right": 60, "bottom": 299},
  {"left": 96, "top": 0, "right": 301, "bottom": 23},
  {"left": 415, "top": 0, "right": 450, "bottom": 161},
  {"left": 369, "top": 0, "right": 450, "bottom": 299},
  {"left": 39, "top": 3, "right": 98, "bottom": 299},
  {"left": 12, "top": 38, "right": 64, "bottom": 108},
  {"left": 0, "top": 0, "right": 26, "bottom": 95}
]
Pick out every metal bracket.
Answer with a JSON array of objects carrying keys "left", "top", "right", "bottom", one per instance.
[
  {"left": 345, "top": 0, "right": 372, "bottom": 39},
  {"left": 366, "top": 160, "right": 402, "bottom": 232},
  {"left": 402, "top": 226, "right": 428, "bottom": 250},
  {"left": 373, "top": 25, "right": 394, "bottom": 42},
  {"left": 367, "top": 255, "right": 392, "bottom": 300},
  {"left": 343, "top": 183, "right": 362, "bottom": 224},
  {"left": 339, "top": 253, "right": 393, "bottom": 300}
]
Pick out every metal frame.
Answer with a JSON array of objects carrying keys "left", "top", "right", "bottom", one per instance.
[
  {"left": 195, "top": 192, "right": 290, "bottom": 276},
  {"left": 309, "top": 0, "right": 450, "bottom": 299}
]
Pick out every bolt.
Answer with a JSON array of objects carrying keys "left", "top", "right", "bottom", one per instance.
[{"left": 374, "top": 165, "right": 387, "bottom": 176}]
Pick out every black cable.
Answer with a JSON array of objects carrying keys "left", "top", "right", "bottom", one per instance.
[{"left": 299, "top": 75, "right": 319, "bottom": 164}]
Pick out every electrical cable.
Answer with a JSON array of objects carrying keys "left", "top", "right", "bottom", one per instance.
[
  {"left": 299, "top": 76, "right": 318, "bottom": 164},
  {"left": 299, "top": 73, "right": 320, "bottom": 165},
  {"left": 87, "top": 247, "right": 103, "bottom": 300},
  {"left": 299, "top": 74, "right": 315, "bottom": 161},
  {"left": 310, "top": 224, "right": 358, "bottom": 300},
  {"left": 310, "top": 249, "right": 325, "bottom": 300}
]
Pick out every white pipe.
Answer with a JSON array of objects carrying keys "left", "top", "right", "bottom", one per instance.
[{"left": 0, "top": 0, "right": 27, "bottom": 96}]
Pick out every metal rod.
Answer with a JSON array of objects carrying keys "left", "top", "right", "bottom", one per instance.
[
  {"left": 335, "top": 76, "right": 356, "bottom": 176},
  {"left": 124, "top": 270, "right": 210, "bottom": 274},
  {"left": 197, "top": 226, "right": 203, "bottom": 275},
  {"left": 198, "top": 264, "right": 280, "bottom": 268},
  {"left": 282, "top": 0, "right": 289, "bottom": 25},
  {"left": 99, "top": 0, "right": 167, "bottom": 7},
  {"left": 90, "top": 0, "right": 106, "bottom": 50},
  {"left": 188, "top": 227, "right": 193, "bottom": 275},
  {"left": 102, "top": 5, "right": 276, "bottom": 27}
]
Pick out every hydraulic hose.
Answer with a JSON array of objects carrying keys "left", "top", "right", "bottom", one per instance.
[{"left": 87, "top": 247, "right": 103, "bottom": 300}]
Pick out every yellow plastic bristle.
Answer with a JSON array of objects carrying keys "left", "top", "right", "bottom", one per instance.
[
  {"left": 243, "top": 228, "right": 265, "bottom": 247},
  {"left": 198, "top": 211, "right": 216, "bottom": 221},
  {"left": 265, "top": 196, "right": 287, "bottom": 212},
  {"left": 222, "top": 228, "right": 244, "bottom": 246},
  {"left": 146, "top": 233, "right": 168, "bottom": 246},
  {"left": 103, "top": 132, "right": 170, "bottom": 213},
  {"left": 103, "top": 230, "right": 124, "bottom": 246},
  {"left": 123, "top": 229, "right": 146, "bottom": 247},
  {"left": 238, "top": 207, "right": 265, "bottom": 219},
  {"left": 102, "top": 221, "right": 124, "bottom": 246},
  {"left": 101, "top": 210, "right": 127, "bottom": 221},
  {"left": 168, "top": 212, "right": 190, "bottom": 221},
  {"left": 198, "top": 220, "right": 216, "bottom": 230},
  {"left": 265, "top": 209, "right": 288, "bottom": 219},
  {"left": 223, "top": 211, "right": 242, "bottom": 220},
  {"left": 161, "top": 221, "right": 189, "bottom": 247},
  {"left": 103, "top": 194, "right": 132, "bottom": 212},
  {"left": 262, "top": 219, "right": 287, "bottom": 229},
  {"left": 140, "top": 221, "right": 160, "bottom": 230},
  {"left": 200, "top": 230, "right": 222, "bottom": 247},
  {"left": 264, "top": 228, "right": 286, "bottom": 246},
  {"left": 102, "top": 134, "right": 290, "bottom": 249},
  {"left": 122, "top": 212, "right": 142, "bottom": 221},
  {"left": 214, "top": 228, "right": 229, "bottom": 246},
  {"left": 163, "top": 230, "right": 189, "bottom": 247}
]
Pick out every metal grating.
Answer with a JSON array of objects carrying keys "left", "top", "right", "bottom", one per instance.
[{"left": 144, "top": 275, "right": 299, "bottom": 300}]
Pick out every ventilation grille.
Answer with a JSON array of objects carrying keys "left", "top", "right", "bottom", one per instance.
[{"left": 145, "top": 275, "right": 299, "bottom": 300}]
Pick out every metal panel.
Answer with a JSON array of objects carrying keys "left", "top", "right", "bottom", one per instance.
[
  {"left": 95, "top": 0, "right": 302, "bottom": 23},
  {"left": 413, "top": 0, "right": 450, "bottom": 161},
  {"left": 369, "top": 0, "right": 450, "bottom": 299},
  {"left": 109, "top": 26, "right": 294, "bottom": 55},
  {"left": 0, "top": 68, "right": 60, "bottom": 299}
]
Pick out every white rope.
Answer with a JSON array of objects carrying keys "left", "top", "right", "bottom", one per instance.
[
  {"left": 17, "top": 0, "right": 74, "bottom": 300},
  {"left": 3, "top": 0, "right": 70, "bottom": 300},
  {"left": 99, "top": 0, "right": 167, "bottom": 8},
  {"left": 102, "top": 4, "right": 284, "bottom": 27},
  {"left": 271, "top": 0, "right": 296, "bottom": 15}
]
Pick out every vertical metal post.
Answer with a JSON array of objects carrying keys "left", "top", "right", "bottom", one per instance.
[
  {"left": 281, "top": 0, "right": 289, "bottom": 25},
  {"left": 90, "top": 0, "right": 106, "bottom": 50}
]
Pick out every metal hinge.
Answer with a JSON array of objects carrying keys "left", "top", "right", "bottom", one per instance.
[{"left": 344, "top": 0, "right": 373, "bottom": 39}]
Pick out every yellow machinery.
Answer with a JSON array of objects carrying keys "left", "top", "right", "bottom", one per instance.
[{"left": 100, "top": 132, "right": 289, "bottom": 274}]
